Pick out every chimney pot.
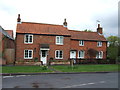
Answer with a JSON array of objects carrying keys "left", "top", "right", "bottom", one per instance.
[
  {"left": 17, "top": 14, "right": 21, "bottom": 24},
  {"left": 63, "top": 18, "right": 67, "bottom": 27}
]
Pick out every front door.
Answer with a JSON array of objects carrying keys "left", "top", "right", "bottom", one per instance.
[
  {"left": 41, "top": 50, "right": 47, "bottom": 64},
  {"left": 70, "top": 51, "right": 76, "bottom": 63}
]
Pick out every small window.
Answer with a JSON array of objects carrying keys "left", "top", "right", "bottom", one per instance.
[
  {"left": 79, "top": 40, "right": 84, "bottom": 46},
  {"left": 97, "top": 41, "right": 102, "bottom": 47},
  {"left": 24, "top": 50, "right": 33, "bottom": 59},
  {"left": 24, "top": 34, "right": 33, "bottom": 44},
  {"left": 55, "top": 50, "right": 63, "bottom": 59},
  {"left": 78, "top": 50, "right": 85, "bottom": 58},
  {"left": 96, "top": 51, "right": 103, "bottom": 59},
  {"left": 56, "top": 36, "right": 63, "bottom": 45}
]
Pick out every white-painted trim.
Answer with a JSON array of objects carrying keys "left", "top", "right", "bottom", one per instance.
[
  {"left": 56, "top": 36, "right": 64, "bottom": 45},
  {"left": 78, "top": 50, "right": 85, "bottom": 59},
  {"left": 24, "top": 49, "right": 33, "bottom": 59},
  {"left": 55, "top": 50, "right": 63, "bottom": 59},
  {"left": 97, "top": 41, "right": 102, "bottom": 47},
  {"left": 24, "top": 34, "right": 33, "bottom": 44},
  {"left": 79, "top": 40, "right": 84, "bottom": 46}
]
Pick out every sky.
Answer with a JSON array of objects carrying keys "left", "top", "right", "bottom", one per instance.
[{"left": 0, "top": 0, "right": 119, "bottom": 38}]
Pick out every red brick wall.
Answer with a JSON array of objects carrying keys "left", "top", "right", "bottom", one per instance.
[
  {"left": 15, "top": 34, "right": 71, "bottom": 63},
  {"left": 70, "top": 40, "right": 107, "bottom": 59},
  {"left": 16, "top": 33, "right": 107, "bottom": 64}
]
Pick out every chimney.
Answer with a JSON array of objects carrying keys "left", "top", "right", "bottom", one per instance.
[
  {"left": 17, "top": 14, "right": 21, "bottom": 24},
  {"left": 97, "top": 24, "right": 103, "bottom": 34},
  {"left": 63, "top": 18, "right": 67, "bottom": 27}
]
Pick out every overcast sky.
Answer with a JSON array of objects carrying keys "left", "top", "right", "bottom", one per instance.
[{"left": 0, "top": 0, "right": 119, "bottom": 38}]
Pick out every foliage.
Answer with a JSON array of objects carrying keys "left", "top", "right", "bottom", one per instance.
[
  {"left": 84, "top": 29, "right": 93, "bottom": 32},
  {"left": 107, "top": 36, "right": 120, "bottom": 61},
  {"left": 87, "top": 48, "right": 98, "bottom": 59},
  {"left": 34, "top": 57, "right": 38, "bottom": 62}
]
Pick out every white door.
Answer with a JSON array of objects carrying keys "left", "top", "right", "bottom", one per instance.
[
  {"left": 41, "top": 50, "right": 47, "bottom": 64},
  {"left": 70, "top": 51, "right": 76, "bottom": 63}
]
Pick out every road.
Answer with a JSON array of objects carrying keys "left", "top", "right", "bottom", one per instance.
[{"left": 2, "top": 72, "right": 118, "bottom": 88}]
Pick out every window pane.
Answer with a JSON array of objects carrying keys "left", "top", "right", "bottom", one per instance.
[
  {"left": 25, "top": 50, "right": 28, "bottom": 58},
  {"left": 56, "top": 37, "right": 60, "bottom": 43},
  {"left": 60, "top": 51, "right": 63, "bottom": 58},
  {"left": 29, "top": 50, "right": 32, "bottom": 58},
  {"left": 29, "top": 35, "right": 32, "bottom": 42},
  {"left": 25, "top": 35, "right": 29, "bottom": 43},
  {"left": 60, "top": 37, "right": 63, "bottom": 44},
  {"left": 56, "top": 51, "right": 59, "bottom": 58}
]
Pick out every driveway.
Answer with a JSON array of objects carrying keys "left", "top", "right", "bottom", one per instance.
[{"left": 2, "top": 72, "right": 118, "bottom": 88}]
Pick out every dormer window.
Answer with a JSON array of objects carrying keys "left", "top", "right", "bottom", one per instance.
[
  {"left": 97, "top": 41, "right": 102, "bottom": 47},
  {"left": 79, "top": 40, "right": 84, "bottom": 46},
  {"left": 24, "top": 34, "right": 33, "bottom": 44},
  {"left": 56, "top": 36, "right": 63, "bottom": 45}
]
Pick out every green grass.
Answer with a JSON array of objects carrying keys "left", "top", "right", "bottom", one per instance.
[
  {"left": 51, "top": 64, "right": 119, "bottom": 72},
  {"left": 2, "top": 66, "right": 53, "bottom": 73}
]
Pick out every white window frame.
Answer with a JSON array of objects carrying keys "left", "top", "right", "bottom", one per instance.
[
  {"left": 78, "top": 50, "right": 85, "bottom": 58},
  {"left": 24, "top": 50, "right": 33, "bottom": 59},
  {"left": 96, "top": 51, "right": 103, "bottom": 59},
  {"left": 56, "top": 36, "right": 63, "bottom": 45},
  {"left": 97, "top": 41, "right": 102, "bottom": 47},
  {"left": 79, "top": 40, "right": 84, "bottom": 46},
  {"left": 24, "top": 34, "right": 33, "bottom": 44},
  {"left": 55, "top": 50, "right": 63, "bottom": 59}
]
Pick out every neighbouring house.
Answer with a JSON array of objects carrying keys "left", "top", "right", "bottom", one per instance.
[
  {"left": 0, "top": 26, "right": 15, "bottom": 65},
  {"left": 15, "top": 14, "right": 107, "bottom": 65}
]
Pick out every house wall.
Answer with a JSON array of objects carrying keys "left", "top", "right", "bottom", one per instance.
[
  {"left": 15, "top": 34, "right": 71, "bottom": 63},
  {"left": 70, "top": 40, "right": 107, "bottom": 59}
]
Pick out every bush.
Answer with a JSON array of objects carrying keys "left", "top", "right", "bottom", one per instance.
[
  {"left": 41, "top": 65, "right": 48, "bottom": 70},
  {"left": 34, "top": 57, "right": 38, "bottom": 62}
]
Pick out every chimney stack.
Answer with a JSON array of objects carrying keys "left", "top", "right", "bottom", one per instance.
[
  {"left": 17, "top": 14, "right": 21, "bottom": 24},
  {"left": 63, "top": 18, "right": 67, "bottom": 27},
  {"left": 97, "top": 24, "right": 103, "bottom": 35}
]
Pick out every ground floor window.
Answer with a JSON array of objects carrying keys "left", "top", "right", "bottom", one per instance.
[
  {"left": 24, "top": 50, "right": 33, "bottom": 59},
  {"left": 96, "top": 51, "right": 103, "bottom": 59},
  {"left": 55, "top": 50, "right": 63, "bottom": 59},
  {"left": 78, "top": 50, "right": 85, "bottom": 58}
]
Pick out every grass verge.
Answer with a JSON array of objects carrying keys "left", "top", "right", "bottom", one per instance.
[
  {"left": 2, "top": 66, "right": 53, "bottom": 73},
  {"left": 51, "top": 64, "right": 119, "bottom": 72}
]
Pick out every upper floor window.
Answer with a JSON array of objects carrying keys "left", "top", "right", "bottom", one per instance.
[
  {"left": 96, "top": 51, "right": 103, "bottom": 59},
  {"left": 55, "top": 50, "right": 63, "bottom": 59},
  {"left": 79, "top": 40, "right": 84, "bottom": 46},
  {"left": 24, "top": 34, "right": 33, "bottom": 44},
  {"left": 24, "top": 50, "right": 33, "bottom": 59},
  {"left": 78, "top": 50, "right": 85, "bottom": 58},
  {"left": 56, "top": 36, "right": 63, "bottom": 45},
  {"left": 97, "top": 41, "right": 102, "bottom": 47}
]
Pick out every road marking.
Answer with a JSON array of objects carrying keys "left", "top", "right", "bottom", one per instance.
[
  {"left": 3, "top": 75, "right": 32, "bottom": 78},
  {"left": 63, "top": 81, "right": 106, "bottom": 88}
]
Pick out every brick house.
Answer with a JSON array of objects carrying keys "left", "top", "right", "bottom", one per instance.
[
  {"left": 0, "top": 26, "right": 15, "bottom": 65},
  {"left": 15, "top": 14, "right": 107, "bottom": 65}
]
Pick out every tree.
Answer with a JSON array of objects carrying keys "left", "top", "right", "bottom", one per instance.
[
  {"left": 107, "top": 36, "right": 120, "bottom": 62},
  {"left": 84, "top": 29, "right": 93, "bottom": 32},
  {"left": 87, "top": 48, "right": 98, "bottom": 59}
]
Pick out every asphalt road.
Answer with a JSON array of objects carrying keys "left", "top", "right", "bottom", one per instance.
[{"left": 2, "top": 72, "right": 118, "bottom": 88}]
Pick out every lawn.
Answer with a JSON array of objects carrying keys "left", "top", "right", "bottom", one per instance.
[
  {"left": 51, "top": 64, "right": 119, "bottom": 72},
  {"left": 2, "top": 66, "right": 53, "bottom": 73}
]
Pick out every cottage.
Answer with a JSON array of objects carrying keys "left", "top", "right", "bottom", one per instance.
[
  {"left": 0, "top": 26, "right": 15, "bottom": 65},
  {"left": 15, "top": 14, "right": 107, "bottom": 65}
]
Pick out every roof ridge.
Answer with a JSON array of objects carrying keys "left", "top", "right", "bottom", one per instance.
[{"left": 22, "top": 22, "right": 63, "bottom": 26}]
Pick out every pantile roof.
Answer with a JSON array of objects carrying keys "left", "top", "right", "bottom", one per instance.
[
  {"left": 69, "top": 30, "right": 107, "bottom": 41},
  {"left": 16, "top": 22, "right": 107, "bottom": 41},
  {"left": 16, "top": 22, "right": 70, "bottom": 36}
]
